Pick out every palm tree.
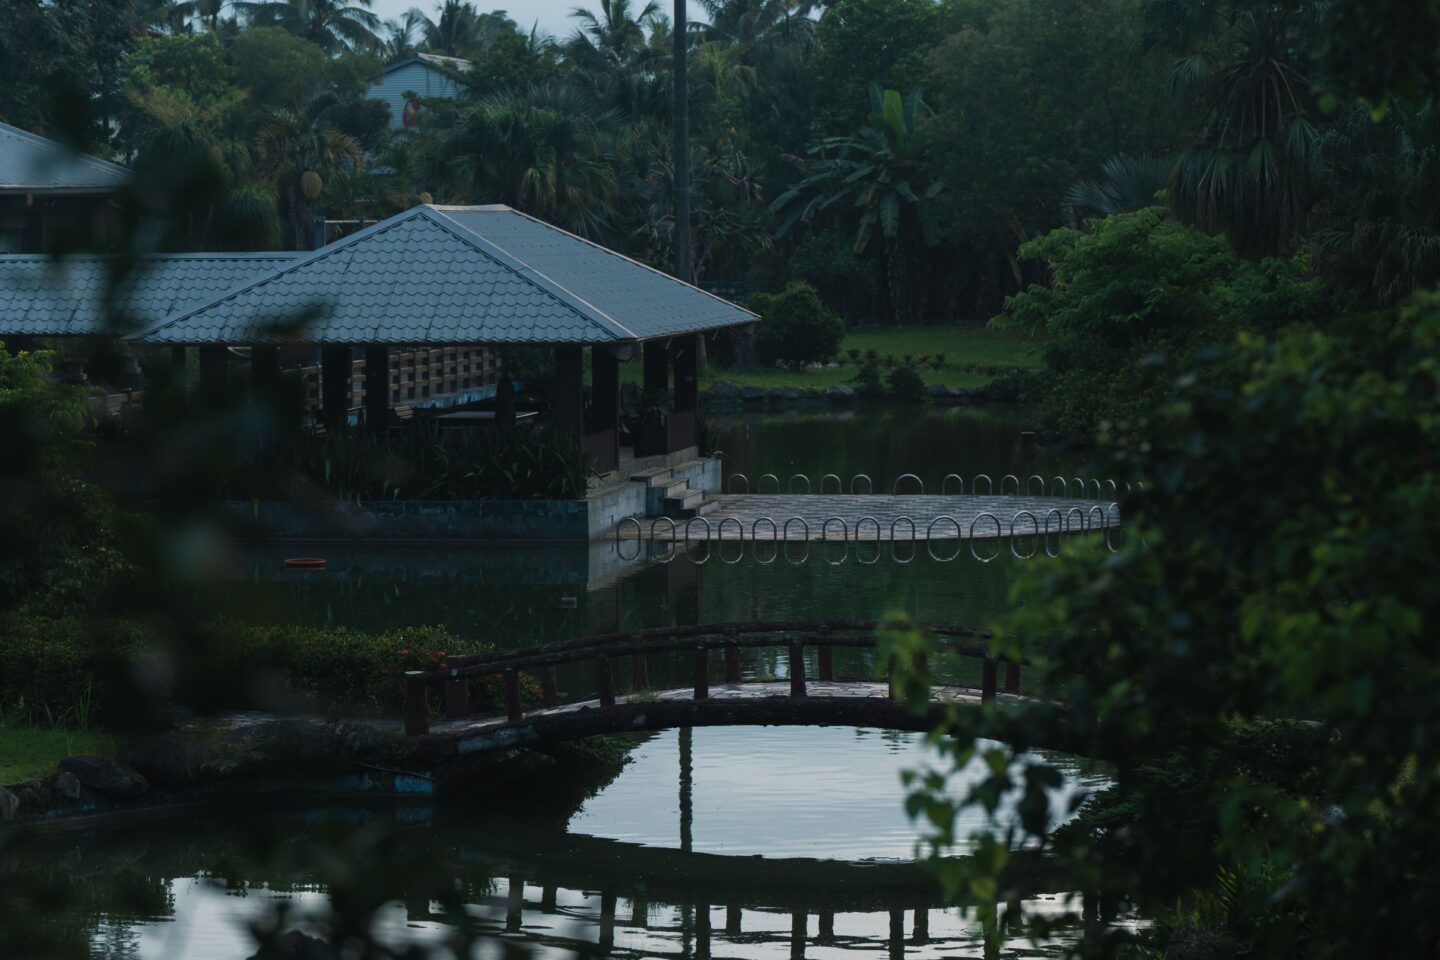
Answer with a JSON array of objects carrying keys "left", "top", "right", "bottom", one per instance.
[
  {"left": 1150, "top": 0, "right": 1325, "bottom": 257},
  {"left": 696, "top": 0, "right": 815, "bottom": 60},
  {"left": 564, "top": 0, "right": 663, "bottom": 76},
  {"left": 382, "top": 7, "right": 428, "bottom": 61},
  {"left": 254, "top": 93, "right": 364, "bottom": 249},
  {"left": 772, "top": 86, "right": 942, "bottom": 324},
  {"left": 438, "top": 82, "right": 621, "bottom": 238},
  {"left": 1065, "top": 154, "right": 1173, "bottom": 221},
  {"left": 422, "top": 0, "right": 481, "bottom": 58},
  {"left": 237, "top": 0, "right": 383, "bottom": 53}
]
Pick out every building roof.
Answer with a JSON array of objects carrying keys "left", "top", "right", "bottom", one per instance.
[
  {"left": 133, "top": 205, "right": 758, "bottom": 346},
  {"left": 0, "top": 253, "right": 298, "bottom": 337},
  {"left": 432, "top": 206, "right": 758, "bottom": 340},
  {"left": 0, "top": 121, "right": 131, "bottom": 195},
  {"left": 384, "top": 52, "right": 472, "bottom": 74}
]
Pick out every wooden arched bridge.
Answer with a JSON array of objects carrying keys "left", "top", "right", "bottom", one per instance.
[{"left": 401, "top": 620, "right": 1039, "bottom": 762}]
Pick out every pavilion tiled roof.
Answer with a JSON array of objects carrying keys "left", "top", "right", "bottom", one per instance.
[
  {"left": 0, "top": 253, "right": 298, "bottom": 338},
  {"left": 0, "top": 121, "right": 131, "bottom": 194},
  {"left": 133, "top": 204, "right": 758, "bottom": 346}
]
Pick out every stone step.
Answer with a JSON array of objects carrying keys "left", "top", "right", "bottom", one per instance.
[
  {"left": 630, "top": 466, "right": 672, "bottom": 485},
  {"left": 663, "top": 489, "right": 706, "bottom": 515},
  {"left": 659, "top": 479, "right": 692, "bottom": 499},
  {"left": 692, "top": 498, "right": 720, "bottom": 517}
]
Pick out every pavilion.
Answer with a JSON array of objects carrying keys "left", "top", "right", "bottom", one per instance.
[{"left": 131, "top": 204, "right": 759, "bottom": 470}]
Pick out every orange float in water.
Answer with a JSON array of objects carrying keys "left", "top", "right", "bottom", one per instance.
[{"left": 284, "top": 557, "right": 326, "bottom": 570}]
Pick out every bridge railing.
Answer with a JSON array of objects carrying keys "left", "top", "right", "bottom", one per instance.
[{"left": 402, "top": 619, "right": 1021, "bottom": 737}]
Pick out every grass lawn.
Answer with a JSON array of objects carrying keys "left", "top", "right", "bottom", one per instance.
[
  {"left": 620, "top": 325, "right": 1041, "bottom": 391},
  {"left": 0, "top": 727, "right": 116, "bottom": 784}
]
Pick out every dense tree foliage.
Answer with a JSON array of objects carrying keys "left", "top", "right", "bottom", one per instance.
[{"left": 3, "top": 0, "right": 1436, "bottom": 333}]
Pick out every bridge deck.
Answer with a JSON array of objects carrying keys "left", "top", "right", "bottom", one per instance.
[{"left": 621, "top": 494, "right": 1116, "bottom": 540}]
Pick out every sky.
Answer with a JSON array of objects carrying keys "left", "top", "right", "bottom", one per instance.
[{"left": 367, "top": 1, "right": 710, "bottom": 41}]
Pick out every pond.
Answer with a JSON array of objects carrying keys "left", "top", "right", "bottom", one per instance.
[{"left": 17, "top": 405, "right": 1127, "bottom": 958}]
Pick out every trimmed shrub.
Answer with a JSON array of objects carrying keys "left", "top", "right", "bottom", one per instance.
[
  {"left": 887, "top": 365, "right": 928, "bottom": 402},
  {"left": 751, "top": 282, "right": 846, "bottom": 370}
]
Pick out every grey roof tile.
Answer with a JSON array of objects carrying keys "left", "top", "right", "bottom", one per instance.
[
  {"left": 431, "top": 205, "right": 757, "bottom": 339},
  {"left": 0, "top": 253, "right": 297, "bottom": 337},
  {"left": 0, "top": 121, "right": 131, "bottom": 193}
]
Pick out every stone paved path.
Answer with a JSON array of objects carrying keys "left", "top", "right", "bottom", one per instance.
[{"left": 623, "top": 494, "right": 1119, "bottom": 541}]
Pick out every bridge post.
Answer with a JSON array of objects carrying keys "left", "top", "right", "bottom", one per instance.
[
  {"left": 725, "top": 904, "right": 741, "bottom": 935},
  {"left": 982, "top": 658, "right": 998, "bottom": 703},
  {"left": 913, "top": 908, "right": 929, "bottom": 944},
  {"left": 790, "top": 911, "right": 807, "bottom": 960},
  {"left": 817, "top": 625, "right": 834, "bottom": 681},
  {"left": 789, "top": 642, "right": 806, "bottom": 697},
  {"left": 693, "top": 645, "right": 710, "bottom": 700},
  {"left": 599, "top": 893, "right": 617, "bottom": 953},
  {"left": 723, "top": 645, "right": 740, "bottom": 683},
  {"left": 504, "top": 668, "right": 522, "bottom": 721},
  {"left": 1004, "top": 658, "right": 1021, "bottom": 694},
  {"left": 888, "top": 909, "right": 905, "bottom": 960},
  {"left": 696, "top": 902, "right": 712, "bottom": 960},
  {"left": 403, "top": 672, "right": 429, "bottom": 736},
  {"left": 540, "top": 668, "right": 559, "bottom": 707},
  {"left": 444, "top": 665, "right": 471, "bottom": 721},
  {"left": 597, "top": 656, "right": 615, "bottom": 707},
  {"left": 505, "top": 875, "right": 523, "bottom": 932},
  {"left": 631, "top": 898, "right": 648, "bottom": 927},
  {"left": 817, "top": 911, "right": 834, "bottom": 943},
  {"left": 632, "top": 653, "right": 650, "bottom": 690}
]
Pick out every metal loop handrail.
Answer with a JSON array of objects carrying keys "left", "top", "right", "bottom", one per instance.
[
  {"left": 758, "top": 473, "right": 780, "bottom": 494},
  {"left": 1043, "top": 508, "right": 1064, "bottom": 535},
  {"left": 942, "top": 473, "right": 965, "bottom": 495},
  {"left": 1087, "top": 478, "right": 1102, "bottom": 500},
  {"left": 1104, "top": 502, "right": 1123, "bottom": 554},
  {"left": 616, "top": 517, "right": 642, "bottom": 561},
  {"left": 890, "top": 515, "right": 917, "bottom": 542},
  {"left": 970, "top": 513, "right": 1002, "bottom": 563},
  {"left": 926, "top": 516, "right": 963, "bottom": 561},
  {"left": 850, "top": 473, "right": 873, "bottom": 494},
  {"left": 822, "top": 517, "right": 849, "bottom": 565},
  {"left": 972, "top": 473, "right": 994, "bottom": 495},
  {"left": 855, "top": 516, "right": 881, "bottom": 541},
  {"left": 685, "top": 537, "right": 712, "bottom": 565},
  {"left": 820, "top": 473, "right": 843, "bottom": 495},
  {"left": 718, "top": 516, "right": 744, "bottom": 541},
  {"left": 728, "top": 473, "right": 750, "bottom": 494},
  {"left": 892, "top": 473, "right": 924, "bottom": 495},
  {"left": 752, "top": 516, "right": 778, "bottom": 542},
  {"left": 1027, "top": 475, "right": 1046, "bottom": 496},
  {"left": 1068, "top": 477, "right": 1085, "bottom": 498},
  {"left": 1000, "top": 474, "right": 1020, "bottom": 496},
  {"left": 1009, "top": 510, "right": 1039, "bottom": 559},
  {"left": 1066, "top": 507, "right": 1086, "bottom": 532},
  {"left": 783, "top": 517, "right": 810, "bottom": 542},
  {"left": 1087, "top": 505, "right": 1106, "bottom": 530},
  {"left": 1050, "top": 475, "right": 1067, "bottom": 497},
  {"left": 684, "top": 516, "right": 713, "bottom": 551},
  {"left": 1102, "top": 479, "right": 1118, "bottom": 501},
  {"left": 784, "top": 535, "right": 809, "bottom": 565},
  {"left": 789, "top": 473, "right": 811, "bottom": 495}
]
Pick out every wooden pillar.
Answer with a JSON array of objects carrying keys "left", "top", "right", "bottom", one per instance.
[
  {"left": 364, "top": 345, "right": 389, "bottom": 431},
  {"left": 672, "top": 333, "right": 699, "bottom": 412},
  {"left": 170, "top": 346, "right": 188, "bottom": 390},
  {"left": 589, "top": 346, "right": 620, "bottom": 470},
  {"left": 599, "top": 893, "right": 617, "bottom": 953},
  {"left": 552, "top": 345, "right": 584, "bottom": 445},
  {"left": 494, "top": 349, "right": 516, "bottom": 431},
  {"left": 789, "top": 642, "right": 806, "bottom": 698},
  {"left": 321, "top": 346, "right": 351, "bottom": 432},
  {"left": 725, "top": 904, "right": 741, "bottom": 935},
  {"left": 643, "top": 339, "right": 669, "bottom": 397},
  {"left": 817, "top": 911, "right": 834, "bottom": 943},
  {"left": 693, "top": 646, "right": 709, "bottom": 700},
  {"left": 250, "top": 345, "right": 280, "bottom": 391},
  {"left": 695, "top": 903, "right": 711, "bottom": 960},
  {"left": 982, "top": 657, "right": 998, "bottom": 703},
  {"left": 668, "top": 333, "right": 699, "bottom": 453},
  {"left": 198, "top": 345, "right": 228, "bottom": 400},
  {"left": 888, "top": 909, "right": 905, "bottom": 960}
]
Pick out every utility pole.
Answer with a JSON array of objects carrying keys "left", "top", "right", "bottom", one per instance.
[{"left": 673, "top": 0, "right": 690, "bottom": 283}]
